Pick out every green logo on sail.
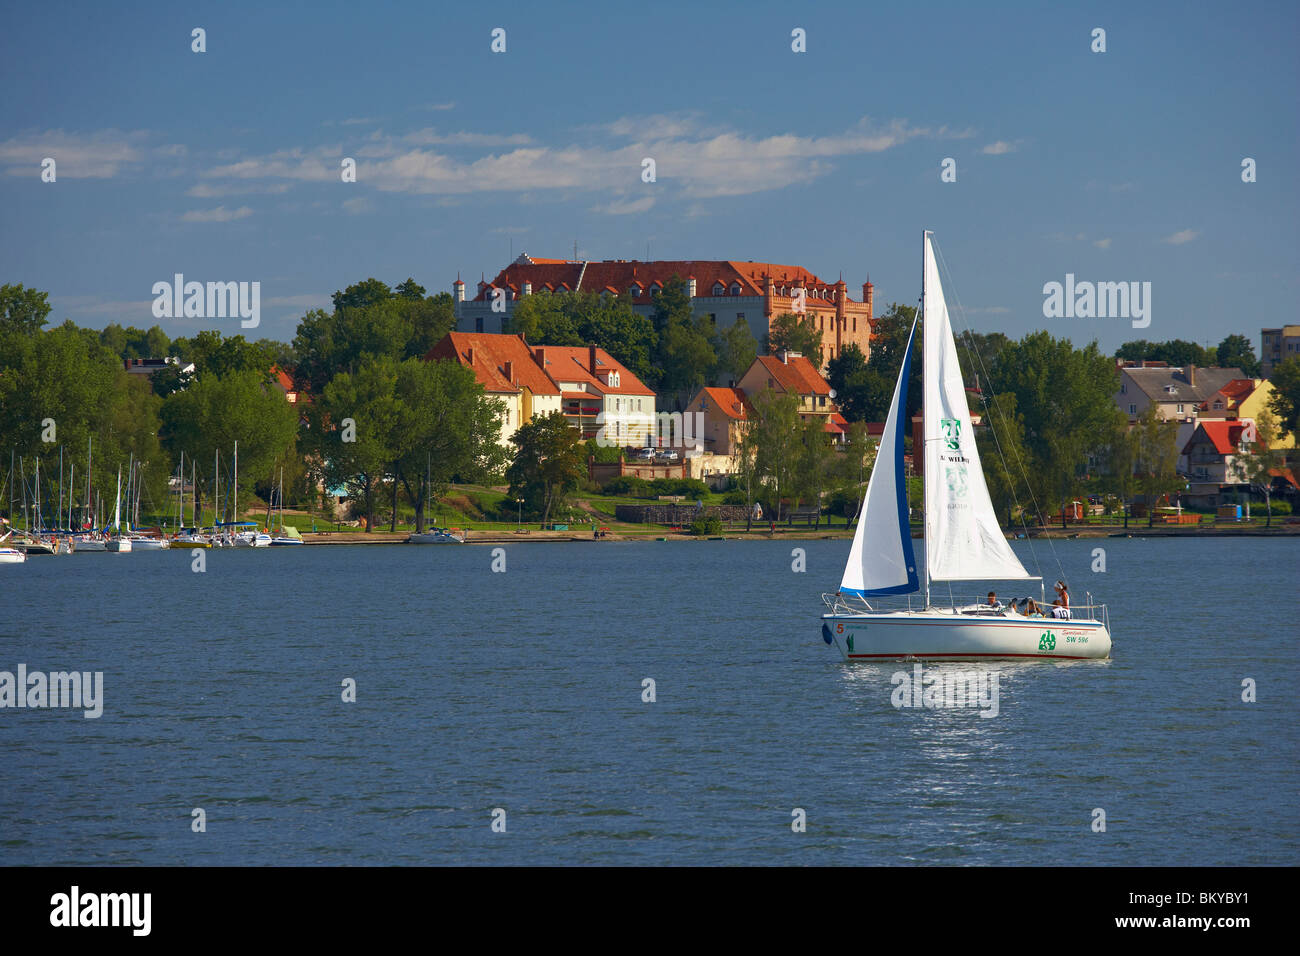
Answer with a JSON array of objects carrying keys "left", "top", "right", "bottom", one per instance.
[
  {"left": 1038, "top": 632, "right": 1056, "bottom": 651},
  {"left": 940, "top": 418, "right": 961, "bottom": 451}
]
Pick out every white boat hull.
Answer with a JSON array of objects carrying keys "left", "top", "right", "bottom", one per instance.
[
  {"left": 822, "top": 610, "right": 1111, "bottom": 661},
  {"left": 73, "top": 537, "right": 107, "bottom": 552},
  {"left": 407, "top": 531, "right": 465, "bottom": 544},
  {"left": 129, "top": 537, "right": 170, "bottom": 550},
  {"left": 105, "top": 538, "right": 132, "bottom": 552},
  {"left": 0, "top": 548, "right": 26, "bottom": 564}
]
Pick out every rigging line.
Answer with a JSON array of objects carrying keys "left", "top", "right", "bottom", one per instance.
[{"left": 930, "top": 238, "right": 1067, "bottom": 586}]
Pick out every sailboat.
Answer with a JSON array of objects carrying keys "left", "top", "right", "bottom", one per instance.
[
  {"left": 269, "top": 468, "right": 303, "bottom": 545},
  {"left": 821, "top": 233, "right": 1112, "bottom": 661},
  {"left": 105, "top": 466, "right": 132, "bottom": 552}
]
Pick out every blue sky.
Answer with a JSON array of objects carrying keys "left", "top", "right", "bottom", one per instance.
[{"left": 2, "top": 0, "right": 1296, "bottom": 355}]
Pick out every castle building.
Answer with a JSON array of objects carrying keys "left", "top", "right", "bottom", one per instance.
[{"left": 452, "top": 253, "right": 875, "bottom": 368}]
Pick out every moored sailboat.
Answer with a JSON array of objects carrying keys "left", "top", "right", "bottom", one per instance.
[{"left": 821, "top": 233, "right": 1112, "bottom": 661}]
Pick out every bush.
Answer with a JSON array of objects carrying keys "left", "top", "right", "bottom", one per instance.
[
  {"left": 647, "top": 477, "right": 710, "bottom": 497},
  {"left": 1261, "top": 500, "right": 1292, "bottom": 516},
  {"left": 690, "top": 515, "right": 723, "bottom": 536},
  {"left": 721, "top": 489, "right": 749, "bottom": 506},
  {"left": 826, "top": 486, "right": 863, "bottom": 518},
  {"left": 585, "top": 439, "right": 623, "bottom": 464},
  {"left": 602, "top": 475, "right": 651, "bottom": 497}
]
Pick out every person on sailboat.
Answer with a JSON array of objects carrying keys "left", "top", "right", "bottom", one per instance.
[
  {"left": 1021, "top": 598, "right": 1045, "bottom": 618},
  {"left": 1050, "top": 581, "right": 1072, "bottom": 619},
  {"left": 986, "top": 591, "right": 1003, "bottom": 610}
]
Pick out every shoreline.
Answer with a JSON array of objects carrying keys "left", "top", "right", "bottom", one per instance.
[{"left": 300, "top": 525, "right": 1300, "bottom": 545}]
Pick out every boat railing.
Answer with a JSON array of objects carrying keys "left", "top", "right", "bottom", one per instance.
[{"left": 822, "top": 590, "right": 1109, "bottom": 626}]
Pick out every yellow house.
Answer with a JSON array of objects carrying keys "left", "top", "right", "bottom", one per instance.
[{"left": 1198, "top": 377, "right": 1295, "bottom": 449}]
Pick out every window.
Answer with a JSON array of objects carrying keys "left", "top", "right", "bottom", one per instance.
[
  {"left": 730, "top": 283, "right": 742, "bottom": 296},
  {"left": 629, "top": 285, "right": 641, "bottom": 297},
  {"left": 1128, "top": 404, "right": 1136, "bottom": 414},
  {"left": 1177, "top": 404, "right": 1185, "bottom": 414},
  {"left": 1213, "top": 400, "right": 1224, "bottom": 410},
  {"left": 1120, "top": 383, "right": 1126, "bottom": 394},
  {"left": 475, "top": 316, "right": 484, "bottom": 333},
  {"left": 712, "top": 282, "right": 726, "bottom": 296},
  {"left": 819, "top": 396, "right": 826, "bottom": 407},
  {"left": 736, "top": 313, "right": 744, "bottom": 324}
]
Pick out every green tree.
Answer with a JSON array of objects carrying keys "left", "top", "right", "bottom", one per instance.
[
  {"left": 794, "top": 415, "right": 836, "bottom": 521},
  {"left": 0, "top": 283, "right": 51, "bottom": 336},
  {"left": 1237, "top": 409, "right": 1286, "bottom": 528},
  {"left": 866, "top": 303, "right": 922, "bottom": 421},
  {"left": 506, "top": 411, "right": 585, "bottom": 526},
  {"left": 395, "top": 278, "right": 426, "bottom": 300},
  {"left": 305, "top": 358, "right": 400, "bottom": 531},
  {"left": 1267, "top": 356, "right": 1300, "bottom": 441},
  {"left": 1101, "top": 418, "right": 1139, "bottom": 529},
  {"left": 1216, "top": 334, "right": 1261, "bottom": 378},
  {"left": 160, "top": 369, "right": 298, "bottom": 524},
  {"left": 650, "top": 277, "right": 715, "bottom": 398},
  {"left": 746, "top": 388, "right": 802, "bottom": 521},
  {"left": 1130, "top": 403, "right": 1181, "bottom": 528},
  {"left": 975, "top": 391, "right": 1030, "bottom": 528},
  {"left": 825, "top": 343, "right": 893, "bottom": 422},
  {"left": 713, "top": 316, "right": 758, "bottom": 385},
  {"left": 392, "top": 358, "right": 508, "bottom": 532},
  {"left": 766, "top": 312, "right": 823, "bottom": 362},
  {"left": 332, "top": 278, "right": 393, "bottom": 313},
  {"left": 992, "top": 332, "right": 1124, "bottom": 527}
]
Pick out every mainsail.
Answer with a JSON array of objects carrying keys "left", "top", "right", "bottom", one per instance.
[
  {"left": 922, "top": 233, "right": 1034, "bottom": 582},
  {"left": 840, "top": 319, "right": 919, "bottom": 595}
]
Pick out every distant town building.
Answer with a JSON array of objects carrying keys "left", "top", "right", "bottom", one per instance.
[
  {"left": 452, "top": 253, "right": 875, "bottom": 369},
  {"left": 1260, "top": 325, "right": 1300, "bottom": 377},
  {"left": 1114, "top": 361, "right": 1246, "bottom": 423},
  {"left": 427, "top": 333, "right": 655, "bottom": 446},
  {"left": 123, "top": 356, "right": 194, "bottom": 378},
  {"left": 736, "top": 352, "right": 845, "bottom": 437}
]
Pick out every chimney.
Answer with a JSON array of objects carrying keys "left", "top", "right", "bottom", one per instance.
[
  {"left": 534, "top": 346, "right": 546, "bottom": 368},
  {"left": 862, "top": 281, "right": 874, "bottom": 318},
  {"left": 1186, "top": 363, "right": 1196, "bottom": 387},
  {"left": 588, "top": 344, "right": 598, "bottom": 374},
  {"left": 504, "top": 360, "right": 514, "bottom": 384},
  {"left": 453, "top": 277, "right": 465, "bottom": 302},
  {"left": 522, "top": 280, "right": 532, "bottom": 296},
  {"left": 686, "top": 275, "right": 697, "bottom": 298}
]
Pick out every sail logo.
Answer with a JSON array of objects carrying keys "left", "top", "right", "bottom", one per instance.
[
  {"left": 151, "top": 274, "right": 260, "bottom": 328},
  {"left": 890, "top": 663, "right": 1000, "bottom": 718},
  {"left": 939, "top": 418, "right": 961, "bottom": 450},
  {"left": 944, "top": 463, "right": 968, "bottom": 498},
  {"left": 1042, "top": 274, "right": 1151, "bottom": 329}
]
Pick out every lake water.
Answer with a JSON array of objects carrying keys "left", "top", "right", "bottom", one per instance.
[{"left": 1, "top": 537, "right": 1296, "bottom": 865}]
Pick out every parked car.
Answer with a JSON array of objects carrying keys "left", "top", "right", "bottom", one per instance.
[
  {"left": 656, "top": 449, "right": 680, "bottom": 461},
  {"left": 634, "top": 447, "right": 656, "bottom": 461}
]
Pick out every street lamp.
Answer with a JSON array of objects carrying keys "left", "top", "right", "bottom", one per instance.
[{"left": 516, "top": 497, "right": 524, "bottom": 529}]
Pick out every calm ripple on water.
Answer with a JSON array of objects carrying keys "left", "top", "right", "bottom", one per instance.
[{"left": 1, "top": 537, "right": 1295, "bottom": 865}]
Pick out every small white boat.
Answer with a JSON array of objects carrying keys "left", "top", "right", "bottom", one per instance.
[
  {"left": 407, "top": 528, "right": 466, "bottom": 544},
  {"left": 821, "top": 232, "right": 1112, "bottom": 662},
  {"left": 0, "top": 547, "right": 26, "bottom": 565},
  {"left": 105, "top": 536, "right": 132, "bottom": 553},
  {"left": 73, "top": 534, "right": 108, "bottom": 552},
  {"left": 128, "top": 536, "right": 170, "bottom": 551}
]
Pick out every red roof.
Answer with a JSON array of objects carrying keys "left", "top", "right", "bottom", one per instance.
[
  {"left": 470, "top": 258, "right": 864, "bottom": 306},
  {"left": 532, "top": 345, "right": 655, "bottom": 396},
  {"left": 1185, "top": 420, "right": 1247, "bottom": 455},
  {"left": 426, "top": 332, "right": 560, "bottom": 396},
  {"left": 699, "top": 386, "right": 751, "bottom": 420},
  {"left": 753, "top": 354, "right": 832, "bottom": 396}
]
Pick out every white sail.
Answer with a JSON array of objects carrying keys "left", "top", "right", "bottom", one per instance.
[
  {"left": 841, "top": 319, "right": 920, "bottom": 595},
  {"left": 922, "top": 233, "right": 1034, "bottom": 582}
]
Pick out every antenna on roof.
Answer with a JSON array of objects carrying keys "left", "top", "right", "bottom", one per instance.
[{"left": 574, "top": 240, "right": 578, "bottom": 262}]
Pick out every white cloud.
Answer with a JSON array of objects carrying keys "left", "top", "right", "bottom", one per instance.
[
  {"left": 186, "top": 182, "right": 291, "bottom": 198},
  {"left": 194, "top": 117, "right": 931, "bottom": 199},
  {"left": 0, "top": 128, "right": 153, "bottom": 178},
  {"left": 1093, "top": 238, "right": 1112, "bottom": 249},
  {"left": 342, "top": 197, "right": 370, "bottom": 214},
  {"left": 181, "top": 205, "right": 254, "bottom": 222},
  {"left": 1161, "top": 229, "right": 1200, "bottom": 245},
  {"left": 982, "top": 141, "right": 1014, "bottom": 155},
  {"left": 592, "top": 196, "right": 655, "bottom": 215},
  {"left": 964, "top": 306, "right": 1010, "bottom": 315}
]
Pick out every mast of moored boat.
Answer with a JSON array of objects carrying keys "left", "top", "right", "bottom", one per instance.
[{"left": 921, "top": 230, "right": 931, "bottom": 609}]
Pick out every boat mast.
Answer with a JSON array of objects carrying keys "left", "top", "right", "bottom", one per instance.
[
  {"left": 921, "top": 229, "right": 931, "bottom": 609},
  {"left": 233, "top": 441, "right": 238, "bottom": 525}
]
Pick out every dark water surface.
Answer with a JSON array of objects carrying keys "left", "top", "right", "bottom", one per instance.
[{"left": 1, "top": 537, "right": 1295, "bottom": 865}]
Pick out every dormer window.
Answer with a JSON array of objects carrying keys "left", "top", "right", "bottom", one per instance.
[
  {"left": 1214, "top": 400, "right": 1224, "bottom": 410},
  {"left": 729, "top": 282, "right": 742, "bottom": 296},
  {"left": 607, "top": 371, "right": 620, "bottom": 387},
  {"left": 712, "top": 282, "right": 726, "bottom": 296},
  {"left": 649, "top": 283, "right": 661, "bottom": 295}
]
